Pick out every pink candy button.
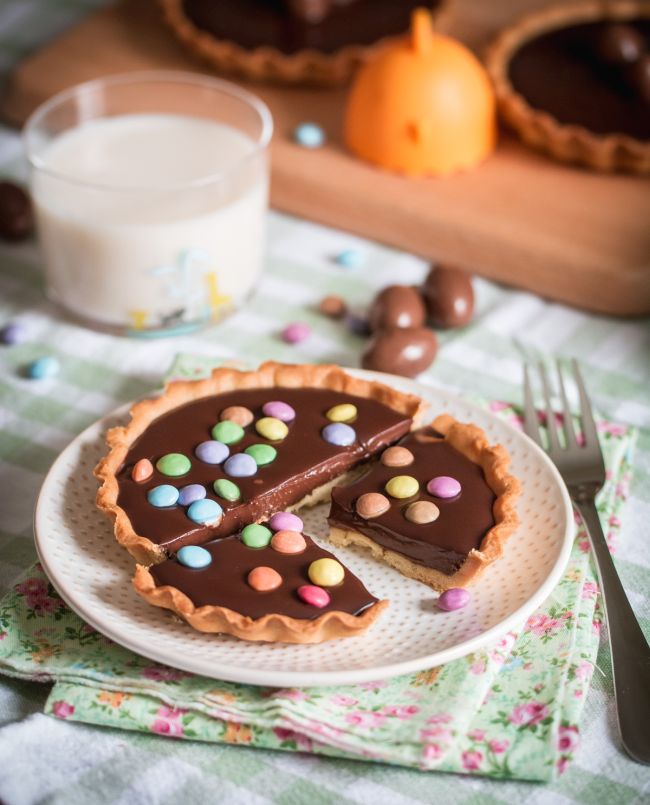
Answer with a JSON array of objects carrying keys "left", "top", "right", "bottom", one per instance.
[
  {"left": 427, "top": 475, "right": 461, "bottom": 498},
  {"left": 297, "top": 585, "right": 331, "bottom": 608},
  {"left": 281, "top": 322, "right": 311, "bottom": 344},
  {"left": 262, "top": 400, "right": 296, "bottom": 422},
  {"left": 437, "top": 588, "right": 470, "bottom": 611},
  {"left": 269, "top": 511, "right": 303, "bottom": 532}
]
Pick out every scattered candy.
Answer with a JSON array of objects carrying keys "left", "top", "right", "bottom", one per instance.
[
  {"left": 195, "top": 440, "right": 229, "bottom": 465},
  {"left": 318, "top": 295, "right": 347, "bottom": 319},
  {"left": 178, "top": 484, "right": 207, "bottom": 506},
  {"left": 1, "top": 322, "right": 27, "bottom": 345},
  {"left": 262, "top": 400, "right": 296, "bottom": 422},
  {"left": 241, "top": 523, "right": 273, "bottom": 548},
  {"left": 0, "top": 181, "right": 33, "bottom": 241},
  {"left": 427, "top": 475, "right": 461, "bottom": 499},
  {"left": 269, "top": 511, "right": 304, "bottom": 532},
  {"left": 308, "top": 558, "right": 344, "bottom": 587},
  {"left": 220, "top": 405, "right": 254, "bottom": 427},
  {"left": 326, "top": 403, "right": 357, "bottom": 423},
  {"left": 26, "top": 356, "right": 59, "bottom": 380},
  {"left": 335, "top": 248, "right": 364, "bottom": 269},
  {"left": 244, "top": 443, "right": 277, "bottom": 467},
  {"left": 368, "top": 284, "right": 426, "bottom": 332},
  {"left": 248, "top": 566, "right": 282, "bottom": 592},
  {"left": 224, "top": 453, "right": 257, "bottom": 478},
  {"left": 322, "top": 422, "right": 356, "bottom": 447},
  {"left": 255, "top": 416, "right": 289, "bottom": 441},
  {"left": 293, "top": 122, "right": 325, "bottom": 148},
  {"left": 281, "top": 322, "right": 311, "bottom": 344},
  {"left": 131, "top": 458, "right": 154, "bottom": 482},
  {"left": 381, "top": 446, "right": 414, "bottom": 467},
  {"left": 177, "top": 545, "right": 212, "bottom": 569},
  {"left": 271, "top": 530, "right": 307, "bottom": 554},
  {"left": 213, "top": 478, "right": 241, "bottom": 501},
  {"left": 297, "top": 584, "right": 331, "bottom": 608},
  {"left": 211, "top": 420, "right": 245, "bottom": 445},
  {"left": 437, "top": 587, "right": 471, "bottom": 611},
  {"left": 147, "top": 484, "right": 179, "bottom": 508},
  {"left": 385, "top": 475, "right": 419, "bottom": 499},
  {"left": 156, "top": 452, "right": 191, "bottom": 477},
  {"left": 346, "top": 308, "right": 371, "bottom": 336},
  {"left": 405, "top": 500, "right": 440, "bottom": 524},
  {"left": 355, "top": 492, "right": 390, "bottom": 519},
  {"left": 187, "top": 498, "right": 223, "bottom": 526}
]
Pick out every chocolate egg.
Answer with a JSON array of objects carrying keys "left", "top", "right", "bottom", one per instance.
[
  {"left": 595, "top": 23, "right": 644, "bottom": 66},
  {"left": 368, "top": 285, "right": 427, "bottom": 332},
  {"left": 361, "top": 326, "right": 437, "bottom": 378},
  {"left": 627, "top": 54, "right": 650, "bottom": 103},
  {"left": 423, "top": 264, "right": 474, "bottom": 329}
]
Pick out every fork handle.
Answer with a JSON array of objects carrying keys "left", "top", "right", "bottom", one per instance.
[{"left": 575, "top": 499, "right": 650, "bottom": 765}]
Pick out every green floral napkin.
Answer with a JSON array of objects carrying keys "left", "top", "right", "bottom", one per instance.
[{"left": 0, "top": 356, "right": 636, "bottom": 782}]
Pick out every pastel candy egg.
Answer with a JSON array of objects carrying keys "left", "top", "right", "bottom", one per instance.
[
  {"left": 248, "top": 566, "right": 282, "bottom": 592},
  {"left": 293, "top": 122, "right": 325, "bottom": 148},
  {"left": 269, "top": 511, "right": 303, "bottom": 532},
  {"left": 427, "top": 476, "right": 461, "bottom": 499},
  {"left": 177, "top": 545, "right": 212, "bottom": 569},
  {"left": 220, "top": 405, "right": 254, "bottom": 427},
  {"left": 385, "top": 475, "right": 419, "bottom": 499},
  {"left": 255, "top": 416, "right": 289, "bottom": 441},
  {"left": 241, "top": 523, "right": 273, "bottom": 548},
  {"left": 271, "top": 530, "right": 307, "bottom": 554},
  {"left": 195, "top": 440, "right": 229, "bottom": 465},
  {"left": 211, "top": 420, "right": 244, "bottom": 445},
  {"left": 27, "top": 356, "right": 59, "bottom": 379},
  {"left": 178, "top": 484, "right": 207, "bottom": 506},
  {"left": 308, "top": 558, "right": 344, "bottom": 587},
  {"left": 147, "top": 484, "right": 179, "bottom": 508},
  {"left": 437, "top": 587, "right": 471, "bottom": 611},
  {"left": 281, "top": 322, "right": 311, "bottom": 344},
  {"left": 187, "top": 498, "right": 223, "bottom": 526},
  {"left": 381, "top": 446, "right": 414, "bottom": 467},
  {"left": 262, "top": 400, "right": 296, "bottom": 422},
  {"left": 322, "top": 422, "right": 356, "bottom": 447},
  {"left": 131, "top": 458, "right": 153, "bottom": 482},
  {"left": 297, "top": 585, "right": 331, "bottom": 608},
  {"left": 326, "top": 403, "right": 357, "bottom": 423},
  {"left": 213, "top": 478, "right": 241, "bottom": 502},
  {"left": 405, "top": 500, "right": 440, "bottom": 524},
  {"left": 156, "top": 453, "right": 191, "bottom": 477},
  {"left": 245, "top": 443, "right": 277, "bottom": 467},
  {"left": 355, "top": 492, "right": 390, "bottom": 519},
  {"left": 224, "top": 453, "right": 257, "bottom": 478}
]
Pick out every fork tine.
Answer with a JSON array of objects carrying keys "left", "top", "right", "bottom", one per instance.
[
  {"left": 539, "top": 362, "right": 561, "bottom": 453},
  {"left": 556, "top": 360, "right": 577, "bottom": 447},
  {"left": 523, "top": 364, "right": 542, "bottom": 446},
  {"left": 572, "top": 359, "right": 599, "bottom": 448}
]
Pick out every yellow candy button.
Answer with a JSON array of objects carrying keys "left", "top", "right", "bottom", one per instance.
[
  {"left": 255, "top": 416, "right": 289, "bottom": 441},
  {"left": 308, "top": 558, "right": 345, "bottom": 587},
  {"left": 385, "top": 475, "right": 419, "bottom": 499},
  {"left": 326, "top": 403, "right": 358, "bottom": 423}
]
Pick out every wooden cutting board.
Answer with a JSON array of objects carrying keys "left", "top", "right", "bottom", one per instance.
[{"left": 2, "top": 0, "right": 649, "bottom": 315}]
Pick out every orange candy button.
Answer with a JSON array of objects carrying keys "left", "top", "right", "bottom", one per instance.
[
  {"left": 248, "top": 566, "right": 282, "bottom": 592},
  {"left": 132, "top": 458, "right": 153, "bottom": 482},
  {"left": 271, "top": 530, "right": 307, "bottom": 554}
]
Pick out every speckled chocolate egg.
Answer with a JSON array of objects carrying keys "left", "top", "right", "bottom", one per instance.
[
  {"left": 423, "top": 264, "right": 474, "bottom": 329},
  {"left": 361, "top": 326, "right": 437, "bottom": 378},
  {"left": 368, "top": 285, "right": 427, "bottom": 332}
]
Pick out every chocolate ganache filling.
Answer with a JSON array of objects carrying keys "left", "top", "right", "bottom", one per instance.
[{"left": 329, "top": 429, "right": 496, "bottom": 575}]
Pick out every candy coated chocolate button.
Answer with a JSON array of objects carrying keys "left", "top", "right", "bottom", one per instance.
[
  {"left": 308, "top": 558, "right": 344, "bottom": 587},
  {"left": 381, "top": 446, "right": 414, "bottom": 467},
  {"left": 427, "top": 476, "right": 461, "bottom": 498},
  {"left": 269, "top": 511, "right": 303, "bottom": 532},
  {"left": 245, "top": 443, "right": 277, "bottom": 467},
  {"left": 262, "top": 400, "right": 296, "bottom": 422},
  {"left": 220, "top": 405, "right": 254, "bottom": 427},
  {"left": 361, "top": 327, "right": 437, "bottom": 378},
  {"left": 405, "top": 500, "right": 440, "bottom": 524},
  {"left": 368, "top": 284, "right": 426, "bottom": 332},
  {"left": 335, "top": 248, "right": 364, "bottom": 268},
  {"left": 156, "top": 453, "right": 191, "bottom": 477},
  {"left": 178, "top": 484, "right": 206, "bottom": 506},
  {"left": 177, "top": 545, "right": 212, "bottom": 569},
  {"left": 385, "top": 475, "right": 419, "bottom": 499},
  {"left": 293, "top": 122, "right": 325, "bottom": 148},
  {"left": 255, "top": 416, "right": 289, "bottom": 441},
  {"left": 322, "top": 422, "right": 356, "bottom": 446},
  {"left": 1, "top": 322, "right": 27, "bottom": 345},
  {"left": 319, "top": 295, "right": 347, "bottom": 319},
  {"left": 27, "top": 356, "right": 59, "bottom": 379},
  {"left": 355, "top": 492, "right": 390, "bottom": 519},
  {"left": 423, "top": 264, "right": 474, "bottom": 329},
  {"left": 131, "top": 458, "right": 153, "bottom": 482},
  {"left": 187, "top": 498, "right": 223, "bottom": 526},
  {"left": 224, "top": 453, "right": 257, "bottom": 478},
  {"left": 211, "top": 420, "right": 244, "bottom": 445},
  {"left": 437, "top": 588, "right": 470, "bottom": 611},
  {"left": 147, "top": 484, "right": 179, "bottom": 508},
  {"left": 248, "top": 566, "right": 282, "bottom": 592},
  {"left": 271, "top": 530, "right": 307, "bottom": 554},
  {"left": 281, "top": 322, "right": 311, "bottom": 344},
  {"left": 297, "top": 585, "right": 331, "bottom": 608},
  {"left": 241, "top": 523, "right": 273, "bottom": 548},
  {"left": 326, "top": 403, "right": 357, "bottom": 423},
  {"left": 213, "top": 478, "right": 241, "bottom": 501},
  {"left": 195, "top": 440, "right": 229, "bottom": 465}
]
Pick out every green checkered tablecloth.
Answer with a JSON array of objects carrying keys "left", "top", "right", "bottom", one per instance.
[{"left": 0, "top": 2, "right": 649, "bottom": 803}]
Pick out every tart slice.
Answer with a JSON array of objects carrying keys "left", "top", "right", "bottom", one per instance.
[{"left": 328, "top": 414, "right": 520, "bottom": 591}]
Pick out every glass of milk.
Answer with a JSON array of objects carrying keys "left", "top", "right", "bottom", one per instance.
[{"left": 24, "top": 72, "right": 273, "bottom": 335}]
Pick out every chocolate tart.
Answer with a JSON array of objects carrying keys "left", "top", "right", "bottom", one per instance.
[
  {"left": 328, "top": 414, "right": 520, "bottom": 591},
  {"left": 485, "top": 1, "right": 650, "bottom": 173},
  {"left": 95, "top": 362, "right": 424, "bottom": 564},
  {"left": 134, "top": 529, "right": 388, "bottom": 642},
  {"left": 159, "top": 0, "right": 444, "bottom": 86}
]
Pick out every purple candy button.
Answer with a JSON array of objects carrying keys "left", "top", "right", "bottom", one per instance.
[
  {"left": 195, "top": 440, "right": 229, "bottom": 465},
  {"left": 269, "top": 511, "right": 303, "bottom": 532},
  {"left": 322, "top": 422, "right": 356, "bottom": 447},
  {"left": 224, "top": 453, "right": 257, "bottom": 478},
  {"left": 427, "top": 475, "right": 461, "bottom": 499},
  {"left": 178, "top": 484, "right": 207, "bottom": 506},
  {"left": 262, "top": 400, "right": 296, "bottom": 422},
  {"left": 437, "top": 588, "right": 470, "bottom": 611}
]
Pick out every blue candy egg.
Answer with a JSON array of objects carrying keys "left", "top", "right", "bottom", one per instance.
[
  {"left": 177, "top": 545, "right": 212, "bottom": 569},
  {"left": 322, "top": 422, "right": 356, "bottom": 447},
  {"left": 293, "top": 122, "right": 325, "bottom": 149},
  {"left": 27, "top": 356, "right": 59, "bottom": 380},
  {"left": 224, "top": 453, "right": 257, "bottom": 478},
  {"left": 195, "top": 440, "right": 229, "bottom": 465},
  {"left": 187, "top": 498, "right": 223, "bottom": 525},
  {"left": 147, "top": 484, "right": 179, "bottom": 508},
  {"left": 178, "top": 483, "right": 207, "bottom": 506}
]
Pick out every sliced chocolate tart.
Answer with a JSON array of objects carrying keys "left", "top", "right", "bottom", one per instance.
[
  {"left": 328, "top": 414, "right": 520, "bottom": 591},
  {"left": 95, "top": 362, "right": 423, "bottom": 564}
]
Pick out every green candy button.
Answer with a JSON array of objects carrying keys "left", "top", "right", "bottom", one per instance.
[
  {"left": 241, "top": 523, "right": 272, "bottom": 548},
  {"left": 245, "top": 443, "right": 277, "bottom": 467},
  {"left": 156, "top": 453, "right": 191, "bottom": 477},
  {"left": 211, "top": 420, "right": 244, "bottom": 445},
  {"left": 213, "top": 478, "right": 241, "bottom": 502}
]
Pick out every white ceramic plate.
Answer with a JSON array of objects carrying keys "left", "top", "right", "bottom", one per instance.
[{"left": 34, "top": 370, "right": 573, "bottom": 687}]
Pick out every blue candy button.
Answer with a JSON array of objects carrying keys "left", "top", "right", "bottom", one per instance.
[
  {"left": 322, "top": 422, "right": 357, "bottom": 447},
  {"left": 147, "top": 484, "right": 179, "bottom": 508},
  {"left": 187, "top": 498, "right": 223, "bottom": 526},
  {"left": 27, "top": 356, "right": 60, "bottom": 379},
  {"left": 177, "top": 545, "right": 212, "bottom": 569}
]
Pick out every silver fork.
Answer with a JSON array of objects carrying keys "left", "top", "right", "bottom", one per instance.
[{"left": 524, "top": 359, "right": 650, "bottom": 765}]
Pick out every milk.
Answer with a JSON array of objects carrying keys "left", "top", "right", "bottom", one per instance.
[{"left": 32, "top": 114, "right": 268, "bottom": 332}]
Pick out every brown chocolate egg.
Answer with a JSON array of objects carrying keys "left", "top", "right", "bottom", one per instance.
[
  {"left": 595, "top": 23, "right": 644, "bottom": 66},
  {"left": 361, "top": 326, "right": 437, "bottom": 378},
  {"left": 368, "top": 285, "right": 427, "bottom": 332},
  {"left": 423, "top": 264, "right": 474, "bottom": 329}
]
